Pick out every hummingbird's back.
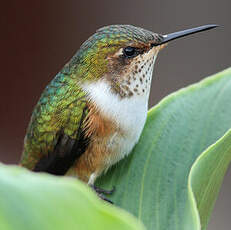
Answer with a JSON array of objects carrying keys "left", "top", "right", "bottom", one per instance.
[{"left": 21, "top": 64, "right": 88, "bottom": 173}]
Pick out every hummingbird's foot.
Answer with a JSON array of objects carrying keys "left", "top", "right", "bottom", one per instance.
[
  {"left": 90, "top": 185, "right": 115, "bottom": 204},
  {"left": 98, "top": 193, "right": 114, "bottom": 204},
  {"left": 92, "top": 185, "right": 115, "bottom": 195}
]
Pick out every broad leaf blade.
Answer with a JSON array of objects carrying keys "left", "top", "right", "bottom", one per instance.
[
  {"left": 189, "top": 129, "right": 231, "bottom": 230},
  {"left": 97, "top": 68, "right": 231, "bottom": 230},
  {"left": 0, "top": 164, "right": 145, "bottom": 230}
]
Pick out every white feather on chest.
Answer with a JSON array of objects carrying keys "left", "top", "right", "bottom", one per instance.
[{"left": 81, "top": 80, "right": 149, "bottom": 166}]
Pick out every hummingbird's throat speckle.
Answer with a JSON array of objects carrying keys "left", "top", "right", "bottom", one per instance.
[{"left": 113, "top": 47, "right": 159, "bottom": 98}]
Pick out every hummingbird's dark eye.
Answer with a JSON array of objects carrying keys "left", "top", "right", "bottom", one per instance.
[{"left": 123, "top": 46, "right": 137, "bottom": 58}]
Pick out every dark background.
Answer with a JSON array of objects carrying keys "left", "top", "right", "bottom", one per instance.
[{"left": 1, "top": 1, "right": 230, "bottom": 229}]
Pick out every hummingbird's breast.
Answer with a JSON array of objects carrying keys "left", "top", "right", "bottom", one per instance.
[
  {"left": 80, "top": 46, "right": 158, "bottom": 172},
  {"left": 81, "top": 80, "right": 147, "bottom": 168},
  {"left": 81, "top": 76, "right": 153, "bottom": 167}
]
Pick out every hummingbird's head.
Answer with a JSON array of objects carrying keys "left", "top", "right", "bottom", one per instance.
[
  {"left": 72, "top": 24, "right": 218, "bottom": 98},
  {"left": 74, "top": 25, "right": 166, "bottom": 98}
]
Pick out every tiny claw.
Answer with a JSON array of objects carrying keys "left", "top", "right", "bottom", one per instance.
[
  {"left": 98, "top": 193, "right": 114, "bottom": 204},
  {"left": 92, "top": 185, "right": 116, "bottom": 195},
  {"left": 90, "top": 185, "right": 116, "bottom": 204}
]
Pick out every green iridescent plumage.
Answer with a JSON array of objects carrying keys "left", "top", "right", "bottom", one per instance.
[{"left": 21, "top": 64, "right": 87, "bottom": 169}]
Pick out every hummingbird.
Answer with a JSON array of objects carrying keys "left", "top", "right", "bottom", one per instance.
[{"left": 20, "top": 24, "right": 218, "bottom": 201}]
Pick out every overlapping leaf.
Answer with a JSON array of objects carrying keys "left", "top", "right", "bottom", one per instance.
[
  {"left": 97, "top": 68, "right": 231, "bottom": 230},
  {"left": 0, "top": 164, "right": 144, "bottom": 230}
]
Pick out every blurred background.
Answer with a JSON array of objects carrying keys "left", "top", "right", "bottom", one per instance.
[{"left": 0, "top": 1, "right": 230, "bottom": 229}]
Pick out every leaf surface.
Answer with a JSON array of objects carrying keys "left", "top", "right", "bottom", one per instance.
[
  {"left": 0, "top": 164, "right": 145, "bottom": 230},
  {"left": 97, "top": 68, "right": 231, "bottom": 230}
]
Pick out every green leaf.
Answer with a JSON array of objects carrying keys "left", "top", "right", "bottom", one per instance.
[
  {"left": 189, "top": 129, "right": 231, "bottom": 230},
  {"left": 0, "top": 164, "right": 145, "bottom": 230},
  {"left": 97, "top": 67, "right": 231, "bottom": 230}
]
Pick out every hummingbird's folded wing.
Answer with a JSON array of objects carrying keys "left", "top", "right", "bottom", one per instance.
[
  {"left": 20, "top": 71, "right": 90, "bottom": 175},
  {"left": 32, "top": 105, "right": 89, "bottom": 175}
]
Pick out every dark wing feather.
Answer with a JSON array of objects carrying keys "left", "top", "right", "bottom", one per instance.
[{"left": 33, "top": 107, "right": 89, "bottom": 175}]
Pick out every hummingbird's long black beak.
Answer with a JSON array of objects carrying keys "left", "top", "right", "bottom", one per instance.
[{"left": 159, "top": 24, "right": 219, "bottom": 45}]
